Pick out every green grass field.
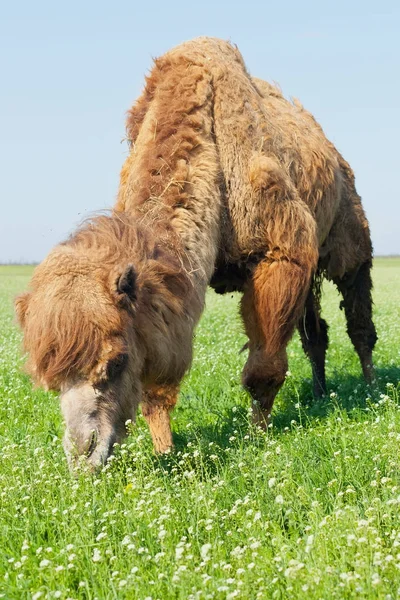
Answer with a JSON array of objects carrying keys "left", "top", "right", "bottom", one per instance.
[{"left": 1, "top": 260, "right": 400, "bottom": 599}]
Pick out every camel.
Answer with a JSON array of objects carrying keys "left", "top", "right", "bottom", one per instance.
[{"left": 15, "top": 37, "right": 376, "bottom": 470}]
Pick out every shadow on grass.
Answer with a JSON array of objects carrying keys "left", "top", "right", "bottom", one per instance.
[
  {"left": 172, "top": 365, "right": 400, "bottom": 452},
  {"left": 112, "top": 366, "right": 400, "bottom": 481}
]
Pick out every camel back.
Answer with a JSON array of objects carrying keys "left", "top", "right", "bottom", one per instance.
[{"left": 117, "top": 37, "right": 366, "bottom": 283}]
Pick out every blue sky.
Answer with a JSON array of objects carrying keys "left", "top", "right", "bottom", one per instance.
[{"left": 1, "top": 0, "right": 399, "bottom": 262}]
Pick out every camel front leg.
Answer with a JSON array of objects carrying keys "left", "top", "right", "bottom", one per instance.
[
  {"left": 298, "top": 282, "right": 329, "bottom": 399},
  {"left": 141, "top": 385, "right": 178, "bottom": 453},
  {"left": 241, "top": 258, "right": 312, "bottom": 427}
]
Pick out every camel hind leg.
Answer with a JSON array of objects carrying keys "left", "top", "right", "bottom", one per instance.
[
  {"left": 298, "top": 278, "right": 329, "bottom": 398},
  {"left": 324, "top": 161, "right": 377, "bottom": 383},
  {"left": 241, "top": 258, "right": 313, "bottom": 427},
  {"left": 334, "top": 260, "right": 377, "bottom": 382}
]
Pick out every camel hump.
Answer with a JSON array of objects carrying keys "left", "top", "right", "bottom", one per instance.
[{"left": 165, "top": 36, "right": 241, "bottom": 61}]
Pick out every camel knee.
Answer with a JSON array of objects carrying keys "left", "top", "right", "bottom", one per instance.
[
  {"left": 243, "top": 370, "right": 286, "bottom": 410},
  {"left": 336, "top": 261, "right": 377, "bottom": 383},
  {"left": 347, "top": 325, "right": 377, "bottom": 383},
  {"left": 142, "top": 386, "right": 178, "bottom": 453},
  {"left": 242, "top": 351, "right": 288, "bottom": 427}
]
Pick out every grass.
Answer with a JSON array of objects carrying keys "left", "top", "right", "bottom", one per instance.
[{"left": 0, "top": 259, "right": 399, "bottom": 599}]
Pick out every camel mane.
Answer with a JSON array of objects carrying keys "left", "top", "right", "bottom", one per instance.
[{"left": 17, "top": 212, "right": 193, "bottom": 390}]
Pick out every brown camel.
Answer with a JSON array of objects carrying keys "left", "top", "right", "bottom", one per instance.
[{"left": 15, "top": 37, "right": 376, "bottom": 470}]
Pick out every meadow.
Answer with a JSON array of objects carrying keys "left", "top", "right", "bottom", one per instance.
[{"left": 0, "top": 259, "right": 400, "bottom": 600}]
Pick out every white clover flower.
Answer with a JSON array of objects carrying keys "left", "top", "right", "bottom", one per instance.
[
  {"left": 347, "top": 534, "right": 356, "bottom": 546},
  {"left": 358, "top": 519, "right": 368, "bottom": 528},
  {"left": 386, "top": 555, "right": 394, "bottom": 562},
  {"left": 371, "top": 573, "right": 381, "bottom": 586},
  {"left": 96, "top": 532, "right": 107, "bottom": 542},
  {"left": 200, "top": 543, "right": 212, "bottom": 561},
  {"left": 39, "top": 559, "right": 50, "bottom": 568},
  {"left": 275, "top": 495, "right": 284, "bottom": 505},
  {"left": 268, "top": 478, "right": 276, "bottom": 489},
  {"left": 92, "top": 548, "right": 101, "bottom": 563}
]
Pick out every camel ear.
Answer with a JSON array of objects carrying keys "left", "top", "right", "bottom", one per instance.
[
  {"left": 116, "top": 264, "right": 137, "bottom": 302},
  {"left": 15, "top": 292, "right": 31, "bottom": 327}
]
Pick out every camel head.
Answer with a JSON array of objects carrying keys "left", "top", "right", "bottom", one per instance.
[{"left": 15, "top": 217, "right": 144, "bottom": 471}]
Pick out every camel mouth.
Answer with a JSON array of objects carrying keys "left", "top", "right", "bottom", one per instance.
[{"left": 64, "top": 431, "right": 118, "bottom": 473}]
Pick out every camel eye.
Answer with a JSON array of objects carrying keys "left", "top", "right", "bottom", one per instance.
[{"left": 106, "top": 354, "right": 128, "bottom": 381}]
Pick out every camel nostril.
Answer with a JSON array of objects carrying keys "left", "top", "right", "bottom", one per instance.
[{"left": 85, "top": 430, "right": 98, "bottom": 457}]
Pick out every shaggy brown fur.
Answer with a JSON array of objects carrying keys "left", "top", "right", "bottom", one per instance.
[
  {"left": 116, "top": 37, "right": 375, "bottom": 424},
  {"left": 17, "top": 37, "right": 376, "bottom": 466},
  {"left": 16, "top": 214, "right": 200, "bottom": 390}
]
